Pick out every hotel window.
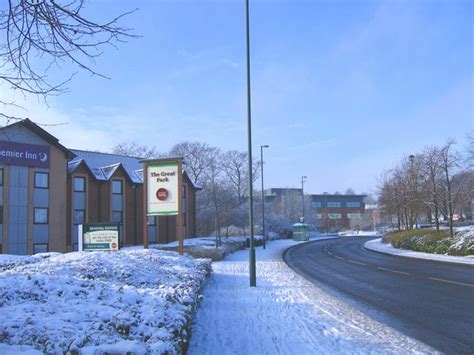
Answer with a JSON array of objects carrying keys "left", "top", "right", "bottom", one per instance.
[
  {"left": 347, "top": 213, "right": 361, "bottom": 219},
  {"left": 347, "top": 201, "right": 361, "bottom": 208},
  {"left": 327, "top": 202, "right": 341, "bottom": 208},
  {"left": 112, "top": 179, "right": 123, "bottom": 223},
  {"left": 328, "top": 213, "right": 342, "bottom": 219},
  {"left": 34, "top": 172, "right": 49, "bottom": 189},
  {"left": 73, "top": 210, "right": 85, "bottom": 225},
  {"left": 74, "top": 176, "right": 85, "bottom": 192},
  {"left": 33, "top": 243, "right": 48, "bottom": 254},
  {"left": 312, "top": 201, "right": 322, "bottom": 208},
  {"left": 112, "top": 180, "right": 123, "bottom": 195},
  {"left": 147, "top": 216, "right": 156, "bottom": 225},
  {"left": 34, "top": 208, "right": 49, "bottom": 224},
  {"left": 0, "top": 168, "right": 3, "bottom": 186},
  {"left": 73, "top": 176, "right": 86, "bottom": 226},
  {"left": 315, "top": 213, "right": 322, "bottom": 219}
]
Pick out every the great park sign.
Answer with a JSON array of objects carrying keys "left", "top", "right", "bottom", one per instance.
[
  {"left": 146, "top": 162, "right": 180, "bottom": 216},
  {"left": 142, "top": 157, "right": 184, "bottom": 254}
]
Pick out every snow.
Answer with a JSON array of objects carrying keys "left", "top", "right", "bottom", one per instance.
[
  {"left": 365, "top": 238, "right": 474, "bottom": 265},
  {"left": 0, "top": 249, "right": 211, "bottom": 353},
  {"left": 188, "top": 238, "right": 434, "bottom": 354}
]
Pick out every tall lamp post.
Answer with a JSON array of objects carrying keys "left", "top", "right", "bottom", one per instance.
[
  {"left": 245, "top": 0, "right": 256, "bottom": 287},
  {"left": 301, "top": 176, "right": 307, "bottom": 222},
  {"left": 260, "top": 145, "right": 269, "bottom": 249}
]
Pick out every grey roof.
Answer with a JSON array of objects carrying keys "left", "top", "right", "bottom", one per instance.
[
  {"left": 68, "top": 150, "right": 197, "bottom": 189},
  {"left": 69, "top": 150, "right": 144, "bottom": 183}
]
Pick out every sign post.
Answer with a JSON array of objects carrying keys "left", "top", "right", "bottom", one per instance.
[{"left": 142, "top": 157, "right": 184, "bottom": 255}]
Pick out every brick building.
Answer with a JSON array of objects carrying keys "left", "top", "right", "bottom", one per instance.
[
  {"left": 0, "top": 119, "right": 199, "bottom": 255},
  {"left": 310, "top": 193, "right": 366, "bottom": 232}
]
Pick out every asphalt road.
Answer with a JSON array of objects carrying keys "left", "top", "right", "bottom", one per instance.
[{"left": 284, "top": 237, "right": 474, "bottom": 354}]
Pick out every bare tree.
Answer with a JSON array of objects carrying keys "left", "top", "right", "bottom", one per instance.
[
  {"left": 221, "top": 150, "right": 260, "bottom": 205},
  {"left": 466, "top": 130, "right": 474, "bottom": 169},
  {"left": 169, "top": 141, "right": 219, "bottom": 186},
  {"left": 345, "top": 188, "right": 355, "bottom": 195},
  {"left": 1, "top": 0, "right": 137, "bottom": 122},
  {"left": 439, "top": 139, "right": 466, "bottom": 237},
  {"left": 420, "top": 146, "right": 443, "bottom": 231},
  {"left": 112, "top": 142, "right": 161, "bottom": 159}
]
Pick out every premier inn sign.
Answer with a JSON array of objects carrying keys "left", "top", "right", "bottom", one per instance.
[{"left": 0, "top": 141, "right": 50, "bottom": 168}]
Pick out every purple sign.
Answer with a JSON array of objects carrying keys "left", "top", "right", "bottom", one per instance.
[{"left": 0, "top": 141, "right": 50, "bottom": 168}]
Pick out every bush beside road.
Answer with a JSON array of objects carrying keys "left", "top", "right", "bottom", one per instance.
[{"left": 382, "top": 227, "right": 474, "bottom": 256}]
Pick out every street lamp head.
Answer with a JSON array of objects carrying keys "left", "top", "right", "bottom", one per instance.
[{"left": 261, "top": 144, "right": 269, "bottom": 148}]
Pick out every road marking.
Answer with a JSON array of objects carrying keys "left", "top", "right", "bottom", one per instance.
[
  {"left": 334, "top": 255, "right": 345, "bottom": 261},
  {"left": 327, "top": 251, "right": 333, "bottom": 256},
  {"left": 429, "top": 277, "right": 474, "bottom": 288},
  {"left": 347, "top": 259, "right": 366, "bottom": 266},
  {"left": 377, "top": 266, "right": 410, "bottom": 275}
]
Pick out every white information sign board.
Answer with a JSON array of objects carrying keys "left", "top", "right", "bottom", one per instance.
[{"left": 146, "top": 162, "right": 179, "bottom": 215}]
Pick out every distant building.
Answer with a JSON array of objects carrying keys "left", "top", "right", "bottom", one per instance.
[
  {"left": 310, "top": 193, "right": 366, "bottom": 232},
  {"left": 263, "top": 188, "right": 304, "bottom": 224},
  {"left": 0, "top": 119, "right": 200, "bottom": 255}
]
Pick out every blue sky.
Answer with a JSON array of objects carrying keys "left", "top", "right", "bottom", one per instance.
[{"left": 2, "top": 0, "right": 473, "bottom": 195}]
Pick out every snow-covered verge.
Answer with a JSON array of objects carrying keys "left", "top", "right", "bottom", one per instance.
[
  {"left": 143, "top": 234, "right": 277, "bottom": 261},
  {"left": 188, "top": 238, "right": 434, "bottom": 354},
  {"left": 0, "top": 249, "right": 211, "bottom": 354},
  {"left": 381, "top": 228, "right": 474, "bottom": 256},
  {"left": 338, "top": 230, "right": 380, "bottom": 237},
  {"left": 365, "top": 238, "right": 474, "bottom": 265}
]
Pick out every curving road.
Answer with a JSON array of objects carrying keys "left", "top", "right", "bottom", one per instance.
[{"left": 284, "top": 237, "right": 474, "bottom": 354}]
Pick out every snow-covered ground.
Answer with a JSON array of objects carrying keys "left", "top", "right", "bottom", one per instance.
[
  {"left": 365, "top": 238, "right": 474, "bottom": 265},
  {"left": 0, "top": 249, "right": 211, "bottom": 354},
  {"left": 188, "top": 238, "right": 434, "bottom": 354}
]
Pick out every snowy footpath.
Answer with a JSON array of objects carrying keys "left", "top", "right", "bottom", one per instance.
[{"left": 188, "top": 238, "right": 434, "bottom": 355}]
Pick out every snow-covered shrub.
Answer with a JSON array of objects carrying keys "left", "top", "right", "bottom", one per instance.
[
  {"left": 383, "top": 228, "right": 474, "bottom": 256},
  {"left": 0, "top": 249, "right": 211, "bottom": 354}
]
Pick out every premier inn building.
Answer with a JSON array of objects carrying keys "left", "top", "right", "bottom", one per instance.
[{"left": 0, "top": 119, "right": 200, "bottom": 255}]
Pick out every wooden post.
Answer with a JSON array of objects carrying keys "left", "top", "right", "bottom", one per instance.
[
  {"left": 143, "top": 163, "right": 148, "bottom": 249},
  {"left": 177, "top": 158, "right": 184, "bottom": 255}
]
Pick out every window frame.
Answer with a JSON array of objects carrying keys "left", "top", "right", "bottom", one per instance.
[
  {"left": 34, "top": 207, "right": 49, "bottom": 224},
  {"left": 73, "top": 209, "right": 85, "bottom": 225},
  {"left": 73, "top": 176, "right": 86, "bottom": 192},
  {"left": 34, "top": 171, "right": 49, "bottom": 189},
  {"left": 147, "top": 216, "right": 156, "bottom": 226},
  {"left": 112, "top": 179, "right": 123, "bottom": 195},
  {"left": 347, "top": 201, "right": 361, "bottom": 208},
  {"left": 112, "top": 211, "right": 123, "bottom": 223},
  {"left": 0, "top": 167, "right": 3, "bottom": 187},
  {"left": 33, "top": 243, "right": 49, "bottom": 254}
]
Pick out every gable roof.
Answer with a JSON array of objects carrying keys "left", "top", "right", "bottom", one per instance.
[
  {"left": 1, "top": 118, "right": 75, "bottom": 159},
  {"left": 68, "top": 149, "right": 200, "bottom": 189}
]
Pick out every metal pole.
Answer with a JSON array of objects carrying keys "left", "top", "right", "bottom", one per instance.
[
  {"left": 261, "top": 145, "right": 268, "bottom": 249},
  {"left": 177, "top": 158, "right": 184, "bottom": 255},
  {"left": 143, "top": 164, "right": 148, "bottom": 249},
  {"left": 301, "top": 176, "right": 306, "bottom": 222},
  {"left": 245, "top": 0, "right": 256, "bottom": 287}
]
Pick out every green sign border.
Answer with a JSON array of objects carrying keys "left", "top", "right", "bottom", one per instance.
[
  {"left": 146, "top": 162, "right": 179, "bottom": 215},
  {"left": 82, "top": 223, "right": 120, "bottom": 252}
]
